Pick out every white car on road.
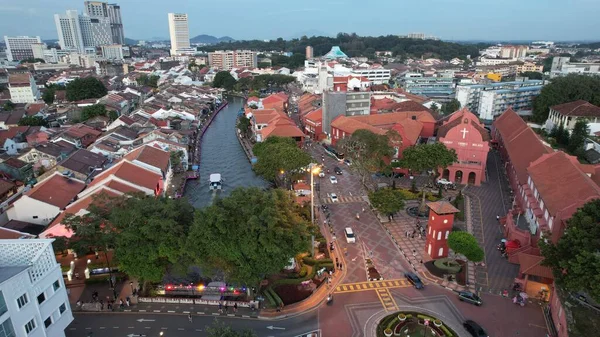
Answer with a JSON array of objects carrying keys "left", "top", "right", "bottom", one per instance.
[
  {"left": 329, "top": 176, "right": 338, "bottom": 184},
  {"left": 436, "top": 178, "right": 454, "bottom": 186},
  {"left": 329, "top": 193, "right": 339, "bottom": 202}
]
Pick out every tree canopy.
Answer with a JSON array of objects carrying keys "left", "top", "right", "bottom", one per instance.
[
  {"left": 253, "top": 136, "right": 312, "bottom": 183},
  {"left": 18, "top": 116, "right": 48, "bottom": 127},
  {"left": 200, "top": 33, "right": 485, "bottom": 60},
  {"left": 234, "top": 74, "right": 296, "bottom": 92},
  {"left": 442, "top": 99, "right": 461, "bottom": 115},
  {"left": 540, "top": 199, "right": 600, "bottom": 302},
  {"left": 2, "top": 101, "right": 15, "bottom": 111},
  {"left": 269, "top": 53, "right": 306, "bottom": 69},
  {"left": 520, "top": 71, "right": 543, "bottom": 80},
  {"left": 65, "top": 77, "right": 108, "bottom": 102},
  {"left": 136, "top": 74, "right": 160, "bottom": 88},
  {"left": 447, "top": 231, "right": 484, "bottom": 262},
  {"left": 186, "top": 188, "right": 310, "bottom": 285},
  {"left": 337, "top": 129, "right": 398, "bottom": 186},
  {"left": 237, "top": 116, "right": 251, "bottom": 138},
  {"left": 369, "top": 188, "right": 405, "bottom": 216},
  {"left": 567, "top": 119, "right": 589, "bottom": 156},
  {"left": 42, "top": 88, "right": 56, "bottom": 104},
  {"left": 399, "top": 143, "right": 457, "bottom": 176},
  {"left": 532, "top": 74, "right": 600, "bottom": 122},
  {"left": 80, "top": 104, "right": 108, "bottom": 121},
  {"left": 206, "top": 320, "right": 257, "bottom": 337},
  {"left": 212, "top": 71, "right": 237, "bottom": 91}
]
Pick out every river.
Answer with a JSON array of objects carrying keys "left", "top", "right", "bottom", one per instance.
[{"left": 184, "top": 96, "right": 267, "bottom": 208}]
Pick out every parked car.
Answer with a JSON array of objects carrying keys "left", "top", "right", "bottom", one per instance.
[
  {"left": 458, "top": 291, "right": 482, "bottom": 306},
  {"left": 319, "top": 171, "right": 325, "bottom": 178},
  {"left": 329, "top": 193, "right": 339, "bottom": 202},
  {"left": 334, "top": 166, "right": 343, "bottom": 175},
  {"left": 344, "top": 159, "right": 352, "bottom": 166},
  {"left": 404, "top": 272, "right": 424, "bottom": 289},
  {"left": 436, "top": 178, "right": 454, "bottom": 186},
  {"left": 463, "top": 320, "right": 488, "bottom": 337},
  {"left": 329, "top": 176, "right": 338, "bottom": 184}
]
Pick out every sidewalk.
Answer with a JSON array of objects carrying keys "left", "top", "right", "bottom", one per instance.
[{"left": 380, "top": 201, "right": 477, "bottom": 293}]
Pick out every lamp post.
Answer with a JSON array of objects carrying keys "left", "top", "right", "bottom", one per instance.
[{"left": 309, "top": 163, "right": 321, "bottom": 257}]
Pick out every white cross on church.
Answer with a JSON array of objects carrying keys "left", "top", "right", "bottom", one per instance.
[{"left": 460, "top": 128, "right": 469, "bottom": 139}]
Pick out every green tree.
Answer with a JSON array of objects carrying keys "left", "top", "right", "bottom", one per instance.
[
  {"left": 532, "top": 74, "right": 600, "bottom": 122},
  {"left": 186, "top": 188, "right": 310, "bottom": 285},
  {"left": 253, "top": 136, "right": 312, "bottom": 184},
  {"left": 42, "top": 88, "right": 55, "bottom": 104},
  {"left": 212, "top": 71, "right": 237, "bottom": 91},
  {"left": 540, "top": 199, "right": 600, "bottom": 301},
  {"left": 447, "top": 231, "right": 484, "bottom": 262},
  {"left": 399, "top": 143, "right": 457, "bottom": 211},
  {"left": 136, "top": 74, "right": 160, "bottom": 88},
  {"left": 287, "top": 53, "right": 306, "bottom": 69},
  {"left": 80, "top": 104, "right": 107, "bottom": 121},
  {"left": 567, "top": 119, "right": 589, "bottom": 154},
  {"left": 206, "top": 320, "right": 257, "bottom": 337},
  {"left": 19, "top": 58, "right": 45, "bottom": 64},
  {"left": 65, "top": 77, "right": 108, "bottom": 101},
  {"left": 550, "top": 124, "right": 570, "bottom": 147},
  {"left": 369, "top": 188, "right": 405, "bottom": 217},
  {"left": 108, "top": 110, "right": 119, "bottom": 122},
  {"left": 2, "top": 100, "right": 15, "bottom": 111},
  {"left": 110, "top": 196, "right": 195, "bottom": 287},
  {"left": 520, "top": 71, "right": 543, "bottom": 80},
  {"left": 337, "top": 129, "right": 397, "bottom": 187},
  {"left": 430, "top": 103, "right": 439, "bottom": 113},
  {"left": 542, "top": 57, "right": 554, "bottom": 72},
  {"left": 237, "top": 116, "right": 251, "bottom": 138},
  {"left": 170, "top": 150, "right": 184, "bottom": 168},
  {"left": 18, "top": 116, "right": 48, "bottom": 127},
  {"left": 442, "top": 99, "right": 460, "bottom": 114},
  {"left": 52, "top": 236, "right": 69, "bottom": 256}
]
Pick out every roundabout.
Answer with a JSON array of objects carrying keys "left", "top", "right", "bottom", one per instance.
[{"left": 376, "top": 311, "right": 458, "bottom": 337}]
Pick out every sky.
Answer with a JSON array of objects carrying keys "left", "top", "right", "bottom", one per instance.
[{"left": 1, "top": 0, "right": 599, "bottom": 42}]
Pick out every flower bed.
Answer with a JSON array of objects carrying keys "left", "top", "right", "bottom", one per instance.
[{"left": 377, "top": 311, "right": 458, "bottom": 337}]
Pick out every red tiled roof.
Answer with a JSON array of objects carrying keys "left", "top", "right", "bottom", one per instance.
[
  {"left": 123, "top": 145, "right": 170, "bottom": 174},
  {"left": 260, "top": 119, "right": 304, "bottom": 139},
  {"left": 493, "top": 108, "right": 527, "bottom": 142},
  {"left": 2, "top": 157, "right": 29, "bottom": 169},
  {"left": 0, "top": 227, "right": 34, "bottom": 239},
  {"left": 118, "top": 115, "right": 136, "bottom": 125},
  {"left": 527, "top": 151, "right": 600, "bottom": 217},
  {"left": 87, "top": 160, "right": 161, "bottom": 192},
  {"left": 262, "top": 92, "right": 288, "bottom": 104},
  {"left": 331, "top": 116, "right": 387, "bottom": 136},
  {"left": 304, "top": 108, "right": 322, "bottom": 123},
  {"left": 27, "top": 173, "right": 85, "bottom": 209},
  {"left": 394, "top": 119, "right": 423, "bottom": 145},
  {"left": 394, "top": 100, "right": 433, "bottom": 114},
  {"left": 551, "top": 100, "right": 600, "bottom": 118},
  {"left": 504, "top": 127, "right": 552, "bottom": 183},
  {"left": 518, "top": 253, "right": 554, "bottom": 279},
  {"left": 427, "top": 201, "right": 460, "bottom": 214},
  {"left": 352, "top": 110, "right": 436, "bottom": 126}
]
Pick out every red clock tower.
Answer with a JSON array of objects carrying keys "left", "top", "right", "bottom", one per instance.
[{"left": 425, "top": 201, "right": 460, "bottom": 259}]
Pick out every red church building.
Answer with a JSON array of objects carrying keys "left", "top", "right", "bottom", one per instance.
[{"left": 436, "top": 108, "right": 490, "bottom": 185}]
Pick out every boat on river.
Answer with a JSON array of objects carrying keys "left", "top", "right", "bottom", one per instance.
[{"left": 209, "top": 173, "right": 223, "bottom": 190}]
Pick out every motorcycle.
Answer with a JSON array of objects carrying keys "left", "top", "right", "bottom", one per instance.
[
  {"left": 356, "top": 213, "right": 360, "bottom": 220},
  {"left": 326, "top": 294, "right": 333, "bottom": 305}
]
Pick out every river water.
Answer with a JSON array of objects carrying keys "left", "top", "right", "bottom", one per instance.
[{"left": 184, "top": 96, "right": 267, "bottom": 208}]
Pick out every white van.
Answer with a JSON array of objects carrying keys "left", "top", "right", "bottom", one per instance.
[{"left": 345, "top": 227, "right": 356, "bottom": 243}]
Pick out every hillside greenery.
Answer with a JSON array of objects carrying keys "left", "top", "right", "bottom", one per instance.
[{"left": 200, "top": 33, "right": 487, "bottom": 60}]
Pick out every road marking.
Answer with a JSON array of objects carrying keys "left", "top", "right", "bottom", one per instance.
[
  {"left": 212, "top": 313, "right": 220, "bottom": 316},
  {"left": 85, "top": 327, "right": 91, "bottom": 330},
  {"left": 197, "top": 312, "right": 205, "bottom": 315},
  {"left": 178, "top": 328, "right": 185, "bottom": 330},
  {"left": 113, "top": 326, "right": 119, "bottom": 329},
  {"left": 144, "top": 327, "right": 151, "bottom": 329},
  {"left": 167, "top": 310, "right": 175, "bottom": 313},
  {"left": 335, "top": 279, "right": 411, "bottom": 293},
  {"left": 153, "top": 310, "right": 161, "bottom": 312},
  {"left": 196, "top": 329, "right": 203, "bottom": 332},
  {"left": 99, "top": 327, "right": 105, "bottom": 329},
  {"left": 183, "top": 311, "right": 190, "bottom": 314},
  {"left": 139, "top": 310, "right": 146, "bottom": 312},
  {"left": 128, "top": 327, "right": 134, "bottom": 329},
  {"left": 161, "top": 327, "right": 168, "bottom": 330},
  {"left": 376, "top": 288, "right": 399, "bottom": 312}
]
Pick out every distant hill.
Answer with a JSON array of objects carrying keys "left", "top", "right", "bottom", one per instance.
[
  {"left": 124, "top": 38, "right": 139, "bottom": 45},
  {"left": 190, "top": 35, "right": 235, "bottom": 44}
]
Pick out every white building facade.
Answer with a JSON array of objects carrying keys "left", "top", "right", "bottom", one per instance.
[
  {"left": 8, "top": 73, "right": 40, "bottom": 104},
  {"left": 101, "top": 44, "right": 124, "bottom": 60},
  {"left": 208, "top": 50, "right": 258, "bottom": 70},
  {"left": 0, "top": 239, "right": 73, "bottom": 337},
  {"left": 54, "top": 10, "right": 111, "bottom": 53},
  {"left": 550, "top": 57, "right": 600, "bottom": 78},
  {"left": 168, "top": 13, "right": 192, "bottom": 56},
  {"left": 84, "top": 1, "right": 125, "bottom": 45},
  {"left": 457, "top": 80, "right": 544, "bottom": 120},
  {"left": 350, "top": 68, "right": 391, "bottom": 84},
  {"left": 3, "top": 36, "right": 42, "bottom": 62}
]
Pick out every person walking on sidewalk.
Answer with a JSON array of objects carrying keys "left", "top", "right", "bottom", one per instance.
[
  {"left": 188, "top": 314, "right": 193, "bottom": 322},
  {"left": 233, "top": 303, "right": 238, "bottom": 313}
]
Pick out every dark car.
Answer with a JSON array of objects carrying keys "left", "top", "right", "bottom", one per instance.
[
  {"left": 404, "top": 272, "right": 424, "bottom": 289},
  {"left": 334, "top": 166, "right": 343, "bottom": 175},
  {"left": 463, "top": 320, "right": 488, "bottom": 337},
  {"left": 458, "top": 291, "right": 482, "bottom": 306}
]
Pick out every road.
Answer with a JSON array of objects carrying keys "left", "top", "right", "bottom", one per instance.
[{"left": 67, "top": 310, "right": 319, "bottom": 337}]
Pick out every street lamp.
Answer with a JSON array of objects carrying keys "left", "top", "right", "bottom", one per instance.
[{"left": 309, "top": 163, "right": 321, "bottom": 257}]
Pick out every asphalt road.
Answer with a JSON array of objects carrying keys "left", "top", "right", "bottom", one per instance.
[{"left": 67, "top": 311, "right": 319, "bottom": 337}]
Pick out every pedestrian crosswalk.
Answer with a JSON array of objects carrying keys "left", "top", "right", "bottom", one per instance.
[
  {"left": 321, "top": 195, "right": 366, "bottom": 204},
  {"left": 376, "top": 288, "right": 399, "bottom": 312},
  {"left": 333, "top": 279, "right": 411, "bottom": 294}
]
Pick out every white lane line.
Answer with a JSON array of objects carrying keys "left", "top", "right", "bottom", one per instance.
[
  {"left": 85, "top": 327, "right": 92, "bottom": 330},
  {"left": 161, "top": 327, "right": 168, "bottom": 330},
  {"left": 183, "top": 311, "right": 190, "bottom": 314},
  {"left": 197, "top": 312, "right": 204, "bottom": 315},
  {"left": 99, "top": 327, "right": 105, "bottom": 329},
  {"left": 227, "top": 314, "right": 235, "bottom": 317},
  {"left": 242, "top": 315, "right": 250, "bottom": 318},
  {"left": 139, "top": 310, "right": 146, "bottom": 312},
  {"left": 144, "top": 327, "right": 151, "bottom": 329},
  {"left": 211, "top": 313, "right": 219, "bottom": 316},
  {"left": 178, "top": 328, "right": 185, "bottom": 330},
  {"left": 113, "top": 326, "right": 119, "bottom": 329},
  {"left": 153, "top": 310, "right": 161, "bottom": 312},
  {"left": 196, "top": 329, "right": 203, "bottom": 332},
  {"left": 167, "top": 310, "right": 175, "bottom": 313}
]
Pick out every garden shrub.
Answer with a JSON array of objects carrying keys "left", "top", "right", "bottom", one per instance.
[
  {"left": 302, "top": 257, "right": 317, "bottom": 265},
  {"left": 440, "top": 325, "right": 454, "bottom": 337}
]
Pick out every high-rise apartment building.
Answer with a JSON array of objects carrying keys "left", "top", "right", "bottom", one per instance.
[
  {"left": 3, "top": 36, "right": 42, "bottom": 61},
  {"left": 0, "top": 239, "right": 74, "bottom": 337},
  {"left": 101, "top": 44, "right": 124, "bottom": 60},
  {"left": 55, "top": 10, "right": 111, "bottom": 53},
  {"left": 168, "top": 13, "right": 192, "bottom": 56},
  {"left": 84, "top": 2, "right": 125, "bottom": 45},
  {"left": 31, "top": 43, "right": 46, "bottom": 60},
  {"left": 306, "top": 46, "right": 314, "bottom": 59},
  {"left": 208, "top": 50, "right": 258, "bottom": 70}
]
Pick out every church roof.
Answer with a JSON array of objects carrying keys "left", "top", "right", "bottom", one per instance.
[
  {"left": 437, "top": 108, "right": 490, "bottom": 141},
  {"left": 427, "top": 201, "right": 460, "bottom": 214},
  {"left": 324, "top": 46, "right": 348, "bottom": 59}
]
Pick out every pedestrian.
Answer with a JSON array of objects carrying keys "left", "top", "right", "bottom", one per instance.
[
  {"left": 418, "top": 233, "right": 422, "bottom": 239},
  {"left": 224, "top": 303, "right": 228, "bottom": 313},
  {"left": 336, "top": 262, "right": 340, "bottom": 269},
  {"left": 362, "top": 207, "right": 365, "bottom": 212},
  {"left": 100, "top": 300, "right": 104, "bottom": 310},
  {"left": 344, "top": 247, "right": 348, "bottom": 256},
  {"left": 218, "top": 302, "right": 223, "bottom": 313},
  {"left": 339, "top": 263, "right": 343, "bottom": 271},
  {"left": 411, "top": 233, "right": 415, "bottom": 239},
  {"left": 412, "top": 249, "right": 417, "bottom": 257},
  {"left": 188, "top": 314, "right": 193, "bottom": 322},
  {"left": 496, "top": 215, "right": 500, "bottom": 221},
  {"left": 233, "top": 303, "right": 238, "bottom": 313},
  {"left": 412, "top": 229, "right": 416, "bottom": 236},
  {"left": 126, "top": 297, "right": 130, "bottom": 307},
  {"left": 405, "top": 230, "right": 409, "bottom": 238}
]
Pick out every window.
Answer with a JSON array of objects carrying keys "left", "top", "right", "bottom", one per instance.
[
  {"left": 53, "top": 280, "right": 60, "bottom": 291},
  {"left": 16, "top": 294, "right": 28, "bottom": 309},
  {"left": 43, "top": 317, "right": 51, "bottom": 328},
  {"left": 0, "top": 292, "right": 6, "bottom": 317},
  {"left": 37, "top": 293, "right": 45, "bottom": 305},
  {"left": 0, "top": 318, "right": 16, "bottom": 337},
  {"left": 59, "top": 303, "right": 66, "bottom": 314},
  {"left": 24, "top": 319, "right": 35, "bottom": 334}
]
